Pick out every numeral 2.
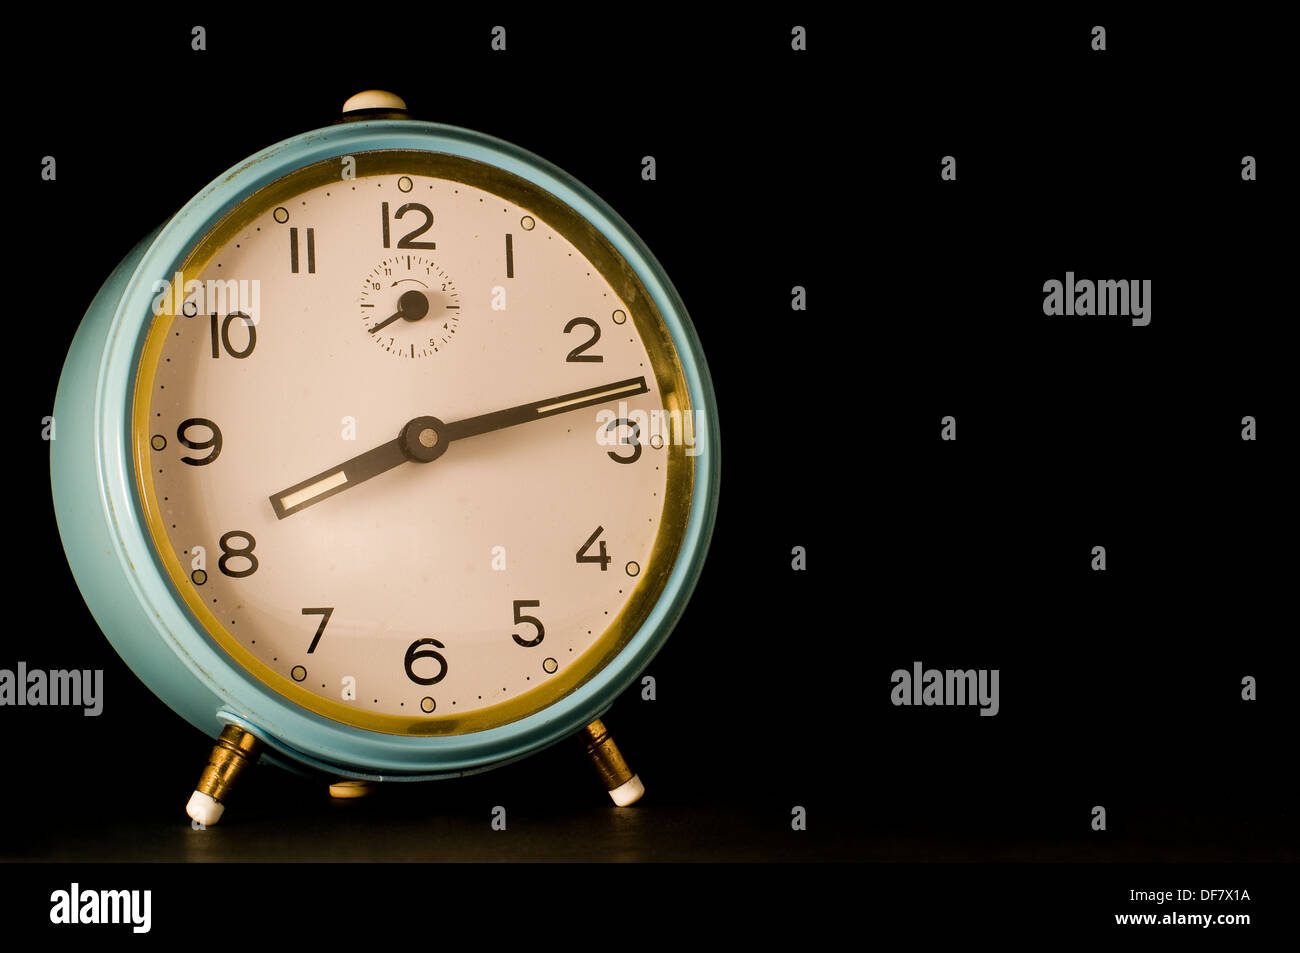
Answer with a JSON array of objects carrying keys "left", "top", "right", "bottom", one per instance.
[{"left": 564, "top": 317, "right": 603, "bottom": 362}]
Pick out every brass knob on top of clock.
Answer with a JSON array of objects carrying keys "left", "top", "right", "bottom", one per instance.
[{"left": 341, "top": 90, "right": 408, "bottom": 116}]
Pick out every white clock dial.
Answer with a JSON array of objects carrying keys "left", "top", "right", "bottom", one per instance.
[{"left": 135, "top": 154, "right": 692, "bottom": 734}]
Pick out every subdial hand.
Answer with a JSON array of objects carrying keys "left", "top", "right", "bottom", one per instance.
[
  {"left": 269, "top": 376, "right": 650, "bottom": 519},
  {"left": 368, "top": 288, "right": 430, "bottom": 334}
]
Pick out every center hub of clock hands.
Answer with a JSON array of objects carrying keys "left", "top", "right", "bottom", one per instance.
[
  {"left": 268, "top": 376, "right": 650, "bottom": 520},
  {"left": 398, "top": 415, "right": 447, "bottom": 464},
  {"left": 368, "top": 288, "right": 430, "bottom": 335}
]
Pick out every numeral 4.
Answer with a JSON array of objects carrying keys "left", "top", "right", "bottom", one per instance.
[{"left": 576, "top": 526, "right": 611, "bottom": 571}]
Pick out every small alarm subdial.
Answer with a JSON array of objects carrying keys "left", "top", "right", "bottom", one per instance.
[{"left": 359, "top": 255, "right": 461, "bottom": 359}]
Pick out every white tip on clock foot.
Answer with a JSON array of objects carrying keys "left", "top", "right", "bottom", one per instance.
[
  {"left": 186, "top": 790, "right": 225, "bottom": 826},
  {"left": 608, "top": 774, "right": 644, "bottom": 807}
]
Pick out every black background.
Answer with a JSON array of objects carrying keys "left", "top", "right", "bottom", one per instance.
[{"left": 2, "top": 7, "right": 1294, "bottom": 939}]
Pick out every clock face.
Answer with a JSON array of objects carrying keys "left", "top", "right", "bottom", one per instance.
[{"left": 132, "top": 150, "right": 696, "bottom": 736}]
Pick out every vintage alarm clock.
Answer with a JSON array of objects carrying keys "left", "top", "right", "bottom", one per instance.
[{"left": 51, "top": 91, "right": 719, "bottom": 824}]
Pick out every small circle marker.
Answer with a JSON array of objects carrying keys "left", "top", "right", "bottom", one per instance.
[
  {"left": 190, "top": 569, "right": 207, "bottom": 586},
  {"left": 150, "top": 434, "right": 167, "bottom": 451},
  {"left": 649, "top": 434, "right": 665, "bottom": 450},
  {"left": 625, "top": 561, "right": 640, "bottom": 577},
  {"left": 612, "top": 309, "right": 627, "bottom": 325},
  {"left": 291, "top": 665, "right": 307, "bottom": 682},
  {"left": 398, "top": 176, "right": 413, "bottom": 192},
  {"left": 542, "top": 658, "right": 558, "bottom": 674},
  {"left": 420, "top": 696, "right": 436, "bottom": 713},
  {"left": 521, "top": 215, "right": 536, "bottom": 231},
  {"left": 273, "top": 207, "right": 290, "bottom": 224}
]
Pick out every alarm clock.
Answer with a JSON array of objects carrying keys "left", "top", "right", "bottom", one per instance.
[{"left": 50, "top": 91, "right": 719, "bottom": 824}]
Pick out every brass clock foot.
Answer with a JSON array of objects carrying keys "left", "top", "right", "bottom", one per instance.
[
  {"left": 580, "top": 719, "right": 644, "bottom": 806},
  {"left": 328, "top": 779, "right": 374, "bottom": 799},
  {"left": 186, "top": 724, "right": 262, "bottom": 826}
]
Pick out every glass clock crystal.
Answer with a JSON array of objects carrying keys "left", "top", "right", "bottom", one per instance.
[{"left": 51, "top": 91, "right": 718, "bottom": 824}]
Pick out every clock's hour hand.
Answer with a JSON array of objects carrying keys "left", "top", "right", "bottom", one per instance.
[{"left": 269, "top": 376, "right": 649, "bottom": 519}]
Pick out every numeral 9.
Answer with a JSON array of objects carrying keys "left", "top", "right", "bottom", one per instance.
[{"left": 177, "top": 418, "right": 223, "bottom": 466}]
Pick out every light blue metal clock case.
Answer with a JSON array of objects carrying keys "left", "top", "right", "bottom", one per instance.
[{"left": 51, "top": 118, "right": 720, "bottom": 781}]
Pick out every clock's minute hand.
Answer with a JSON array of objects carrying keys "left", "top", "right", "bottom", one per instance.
[{"left": 269, "top": 376, "right": 649, "bottom": 519}]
